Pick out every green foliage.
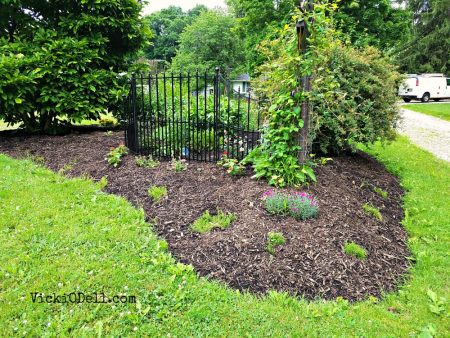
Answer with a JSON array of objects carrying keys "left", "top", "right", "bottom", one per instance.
[
  {"left": 427, "top": 289, "right": 447, "bottom": 316},
  {"left": 217, "top": 156, "right": 245, "bottom": 176},
  {"left": 262, "top": 190, "right": 319, "bottom": 221},
  {"left": 105, "top": 145, "right": 128, "bottom": 167},
  {"left": 374, "top": 187, "right": 388, "bottom": 199},
  {"left": 310, "top": 44, "right": 402, "bottom": 154},
  {"left": 334, "top": 0, "right": 412, "bottom": 50},
  {"left": 266, "top": 231, "right": 286, "bottom": 255},
  {"left": 0, "top": 0, "right": 147, "bottom": 132},
  {"left": 99, "top": 116, "right": 117, "bottom": 127},
  {"left": 363, "top": 203, "right": 383, "bottom": 221},
  {"left": 190, "top": 209, "right": 236, "bottom": 234},
  {"left": 170, "top": 159, "right": 187, "bottom": 172},
  {"left": 343, "top": 241, "right": 367, "bottom": 260},
  {"left": 171, "top": 10, "right": 245, "bottom": 74},
  {"left": 135, "top": 155, "right": 159, "bottom": 169},
  {"left": 144, "top": 5, "right": 207, "bottom": 61},
  {"left": 148, "top": 185, "right": 168, "bottom": 203},
  {"left": 399, "top": 0, "right": 449, "bottom": 74},
  {"left": 226, "top": 0, "right": 296, "bottom": 72},
  {"left": 98, "top": 176, "right": 108, "bottom": 190},
  {"left": 253, "top": 2, "right": 402, "bottom": 179}
]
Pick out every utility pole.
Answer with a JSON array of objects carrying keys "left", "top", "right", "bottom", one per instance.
[{"left": 296, "top": 0, "right": 314, "bottom": 164}]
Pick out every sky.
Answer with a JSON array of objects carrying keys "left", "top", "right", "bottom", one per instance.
[{"left": 142, "top": 0, "right": 227, "bottom": 15}]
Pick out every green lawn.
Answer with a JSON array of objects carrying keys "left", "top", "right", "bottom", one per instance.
[
  {"left": 403, "top": 103, "right": 450, "bottom": 121},
  {"left": 0, "top": 136, "right": 449, "bottom": 336}
]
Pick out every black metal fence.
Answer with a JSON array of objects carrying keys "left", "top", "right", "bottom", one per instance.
[{"left": 124, "top": 69, "right": 262, "bottom": 162}]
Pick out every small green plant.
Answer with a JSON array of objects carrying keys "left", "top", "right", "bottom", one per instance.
[
  {"left": 343, "top": 241, "right": 367, "bottom": 259},
  {"left": 99, "top": 116, "right": 117, "bottom": 127},
  {"left": 262, "top": 190, "right": 319, "bottom": 221},
  {"left": 363, "top": 203, "right": 383, "bottom": 221},
  {"left": 217, "top": 156, "right": 245, "bottom": 176},
  {"left": 148, "top": 185, "right": 167, "bottom": 203},
  {"left": 190, "top": 209, "right": 236, "bottom": 234},
  {"left": 135, "top": 155, "right": 159, "bottom": 169},
  {"left": 58, "top": 160, "right": 78, "bottom": 175},
  {"left": 170, "top": 158, "right": 187, "bottom": 172},
  {"left": 98, "top": 176, "right": 108, "bottom": 190},
  {"left": 105, "top": 145, "right": 128, "bottom": 167},
  {"left": 266, "top": 231, "right": 286, "bottom": 255},
  {"left": 104, "top": 131, "right": 113, "bottom": 136},
  {"left": 374, "top": 187, "right": 388, "bottom": 199}
]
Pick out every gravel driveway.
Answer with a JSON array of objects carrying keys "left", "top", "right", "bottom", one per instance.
[{"left": 398, "top": 108, "right": 450, "bottom": 162}]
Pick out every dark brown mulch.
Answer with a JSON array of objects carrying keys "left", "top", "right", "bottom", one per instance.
[{"left": 0, "top": 131, "right": 410, "bottom": 301}]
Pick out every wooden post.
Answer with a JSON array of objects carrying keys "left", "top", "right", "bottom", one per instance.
[{"left": 296, "top": 0, "right": 314, "bottom": 164}]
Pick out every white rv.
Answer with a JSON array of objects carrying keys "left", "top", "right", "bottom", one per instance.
[{"left": 398, "top": 73, "right": 450, "bottom": 102}]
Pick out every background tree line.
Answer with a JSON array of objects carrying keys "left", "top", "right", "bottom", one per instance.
[{"left": 143, "top": 0, "right": 449, "bottom": 75}]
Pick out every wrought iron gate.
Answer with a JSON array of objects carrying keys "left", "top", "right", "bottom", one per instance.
[{"left": 124, "top": 69, "right": 262, "bottom": 162}]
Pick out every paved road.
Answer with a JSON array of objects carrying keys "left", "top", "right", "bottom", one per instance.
[{"left": 398, "top": 108, "right": 450, "bottom": 162}]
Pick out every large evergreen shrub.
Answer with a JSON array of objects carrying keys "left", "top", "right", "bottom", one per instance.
[{"left": 0, "top": 0, "right": 147, "bottom": 133}]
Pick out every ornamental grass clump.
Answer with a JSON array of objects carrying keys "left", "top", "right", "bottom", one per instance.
[{"left": 262, "top": 189, "right": 318, "bottom": 221}]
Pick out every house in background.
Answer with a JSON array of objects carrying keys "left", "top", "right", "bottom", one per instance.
[{"left": 231, "top": 74, "right": 251, "bottom": 94}]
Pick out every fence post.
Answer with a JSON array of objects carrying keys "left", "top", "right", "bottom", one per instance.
[
  {"left": 131, "top": 73, "right": 139, "bottom": 153},
  {"left": 214, "top": 67, "right": 220, "bottom": 160},
  {"left": 296, "top": 0, "right": 314, "bottom": 164}
]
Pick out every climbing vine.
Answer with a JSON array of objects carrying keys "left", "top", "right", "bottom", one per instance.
[{"left": 248, "top": 1, "right": 401, "bottom": 187}]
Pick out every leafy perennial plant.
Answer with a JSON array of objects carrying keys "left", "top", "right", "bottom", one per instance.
[{"left": 105, "top": 145, "right": 128, "bottom": 167}]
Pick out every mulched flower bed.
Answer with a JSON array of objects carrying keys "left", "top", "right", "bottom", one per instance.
[{"left": 0, "top": 130, "right": 410, "bottom": 301}]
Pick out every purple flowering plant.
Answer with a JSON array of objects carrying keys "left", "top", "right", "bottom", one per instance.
[{"left": 262, "top": 189, "right": 319, "bottom": 220}]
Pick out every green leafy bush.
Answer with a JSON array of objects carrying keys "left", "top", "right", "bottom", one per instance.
[
  {"left": 262, "top": 190, "right": 319, "bottom": 221},
  {"left": 310, "top": 44, "right": 402, "bottom": 154},
  {"left": 106, "top": 145, "right": 128, "bottom": 167},
  {"left": 0, "top": 0, "right": 147, "bottom": 133},
  {"left": 190, "top": 210, "right": 236, "bottom": 234},
  {"left": 343, "top": 241, "right": 367, "bottom": 260},
  {"left": 266, "top": 231, "right": 286, "bottom": 255},
  {"left": 148, "top": 186, "right": 168, "bottom": 203}
]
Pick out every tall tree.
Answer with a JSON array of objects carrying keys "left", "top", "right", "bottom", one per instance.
[
  {"left": 226, "top": 0, "right": 296, "bottom": 72},
  {"left": 334, "top": 0, "right": 412, "bottom": 50},
  {"left": 143, "top": 5, "right": 207, "bottom": 61},
  {"left": 170, "top": 10, "right": 245, "bottom": 74},
  {"left": 399, "top": 0, "right": 449, "bottom": 73}
]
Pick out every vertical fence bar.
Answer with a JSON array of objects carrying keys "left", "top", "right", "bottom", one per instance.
[
  {"left": 203, "top": 72, "right": 207, "bottom": 162},
  {"left": 155, "top": 73, "right": 161, "bottom": 159},
  {"left": 236, "top": 88, "right": 241, "bottom": 160},
  {"left": 179, "top": 72, "right": 183, "bottom": 158},
  {"left": 131, "top": 73, "right": 139, "bottom": 153},
  {"left": 215, "top": 68, "right": 219, "bottom": 159},
  {"left": 187, "top": 72, "right": 191, "bottom": 161},
  {"left": 171, "top": 72, "right": 176, "bottom": 158},
  {"left": 139, "top": 73, "right": 146, "bottom": 155},
  {"left": 195, "top": 70, "right": 199, "bottom": 161},
  {"left": 123, "top": 94, "right": 128, "bottom": 147},
  {"left": 226, "top": 79, "right": 231, "bottom": 158},
  {"left": 148, "top": 72, "right": 153, "bottom": 158},
  {"left": 163, "top": 73, "right": 168, "bottom": 158}
]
